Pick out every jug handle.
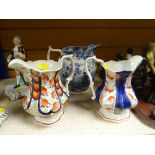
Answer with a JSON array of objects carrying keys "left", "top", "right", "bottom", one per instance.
[
  {"left": 60, "top": 54, "right": 75, "bottom": 93},
  {"left": 47, "top": 46, "right": 62, "bottom": 60},
  {"left": 85, "top": 56, "right": 104, "bottom": 100}
]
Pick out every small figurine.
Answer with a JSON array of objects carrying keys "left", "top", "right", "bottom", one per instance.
[
  {"left": 7, "top": 36, "right": 26, "bottom": 62},
  {"left": 5, "top": 36, "right": 27, "bottom": 102},
  {"left": 7, "top": 36, "right": 26, "bottom": 88}
]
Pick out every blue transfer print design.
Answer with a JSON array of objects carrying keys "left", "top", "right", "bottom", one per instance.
[
  {"left": 60, "top": 44, "right": 100, "bottom": 92},
  {"left": 95, "top": 68, "right": 106, "bottom": 102}
]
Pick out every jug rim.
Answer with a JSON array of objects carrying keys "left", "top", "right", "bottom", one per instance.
[
  {"left": 62, "top": 44, "right": 100, "bottom": 52},
  {"left": 9, "top": 59, "right": 62, "bottom": 73},
  {"left": 102, "top": 55, "right": 144, "bottom": 73}
]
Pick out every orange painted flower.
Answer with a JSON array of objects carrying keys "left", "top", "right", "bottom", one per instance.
[
  {"left": 51, "top": 91, "right": 57, "bottom": 98},
  {"left": 34, "top": 83, "right": 40, "bottom": 92},
  {"left": 41, "top": 99, "right": 48, "bottom": 108},
  {"left": 55, "top": 82, "right": 60, "bottom": 89},
  {"left": 57, "top": 88, "right": 63, "bottom": 96},
  {"left": 107, "top": 71, "right": 115, "bottom": 80},
  {"left": 53, "top": 102, "right": 60, "bottom": 110},
  {"left": 41, "top": 87, "right": 47, "bottom": 95},
  {"left": 108, "top": 96, "right": 115, "bottom": 103},
  {"left": 32, "top": 91, "right": 39, "bottom": 100},
  {"left": 49, "top": 78, "right": 55, "bottom": 86},
  {"left": 41, "top": 74, "right": 49, "bottom": 82}
]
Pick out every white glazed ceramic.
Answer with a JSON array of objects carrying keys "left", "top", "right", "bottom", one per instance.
[
  {"left": 86, "top": 55, "right": 144, "bottom": 123},
  {"left": 8, "top": 55, "right": 75, "bottom": 126}
]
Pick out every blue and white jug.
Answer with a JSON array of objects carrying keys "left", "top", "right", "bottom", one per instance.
[{"left": 47, "top": 44, "right": 100, "bottom": 93}]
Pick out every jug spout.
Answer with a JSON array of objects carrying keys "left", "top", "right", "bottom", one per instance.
[
  {"left": 129, "top": 55, "right": 144, "bottom": 72},
  {"left": 8, "top": 59, "right": 29, "bottom": 70}
]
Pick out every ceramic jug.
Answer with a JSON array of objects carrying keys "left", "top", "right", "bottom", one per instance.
[
  {"left": 86, "top": 55, "right": 144, "bottom": 122},
  {"left": 8, "top": 55, "right": 75, "bottom": 126},
  {"left": 47, "top": 44, "right": 100, "bottom": 93}
]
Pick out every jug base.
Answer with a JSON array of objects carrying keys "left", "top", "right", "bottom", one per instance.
[
  {"left": 34, "top": 109, "right": 64, "bottom": 126},
  {"left": 98, "top": 108, "right": 130, "bottom": 123}
]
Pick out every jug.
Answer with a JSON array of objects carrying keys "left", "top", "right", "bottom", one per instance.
[
  {"left": 86, "top": 55, "right": 144, "bottom": 122},
  {"left": 8, "top": 55, "right": 75, "bottom": 126},
  {"left": 47, "top": 44, "right": 100, "bottom": 93}
]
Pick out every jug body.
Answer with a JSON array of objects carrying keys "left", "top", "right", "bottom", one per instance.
[{"left": 22, "top": 69, "right": 69, "bottom": 117}]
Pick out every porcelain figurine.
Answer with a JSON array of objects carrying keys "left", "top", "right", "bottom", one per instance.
[
  {"left": 0, "top": 107, "right": 8, "bottom": 127},
  {"left": 5, "top": 36, "right": 27, "bottom": 101},
  {"left": 47, "top": 44, "right": 100, "bottom": 93},
  {"left": 8, "top": 55, "right": 75, "bottom": 126},
  {"left": 86, "top": 55, "right": 144, "bottom": 122},
  {"left": 7, "top": 36, "right": 27, "bottom": 88}
]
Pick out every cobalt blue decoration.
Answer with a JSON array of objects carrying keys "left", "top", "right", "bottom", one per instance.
[
  {"left": 0, "top": 46, "right": 8, "bottom": 79},
  {"left": 60, "top": 44, "right": 100, "bottom": 92}
]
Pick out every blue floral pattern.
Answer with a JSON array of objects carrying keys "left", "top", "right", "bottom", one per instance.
[{"left": 60, "top": 44, "right": 99, "bottom": 92}]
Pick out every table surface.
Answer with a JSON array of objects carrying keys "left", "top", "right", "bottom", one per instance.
[{"left": 0, "top": 78, "right": 155, "bottom": 135}]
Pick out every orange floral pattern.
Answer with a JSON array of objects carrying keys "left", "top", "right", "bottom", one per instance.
[{"left": 23, "top": 71, "right": 69, "bottom": 115}]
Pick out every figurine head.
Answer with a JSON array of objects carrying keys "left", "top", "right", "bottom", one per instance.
[{"left": 13, "top": 36, "right": 21, "bottom": 46}]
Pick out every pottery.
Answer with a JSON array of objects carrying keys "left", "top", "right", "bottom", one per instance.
[
  {"left": 5, "top": 36, "right": 27, "bottom": 102},
  {"left": 0, "top": 107, "right": 8, "bottom": 127},
  {"left": 86, "top": 55, "right": 144, "bottom": 122},
  {"left": 8, "top": 55, "right": 75, "bottom": 126},
  {"left": 7, "top": 36, "right": 27, "bottom": 88},
  {"left": 47, "top": 44, "right": 99, "bottom": 93}
]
